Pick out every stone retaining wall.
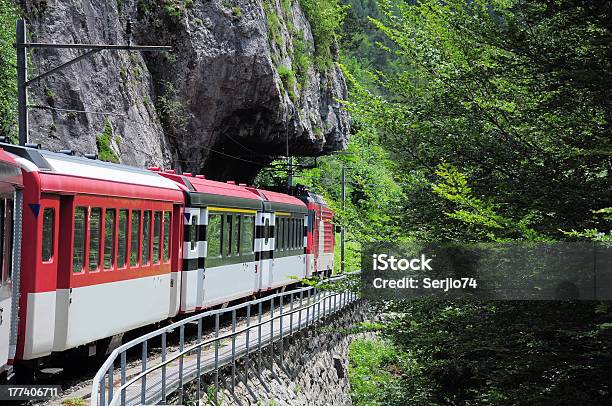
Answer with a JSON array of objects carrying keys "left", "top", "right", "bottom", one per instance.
[{"left": 180, "top": 300, "right": 370, "bottom": 406}]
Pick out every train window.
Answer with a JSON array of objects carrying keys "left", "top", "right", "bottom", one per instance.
[
  {"left": 241, "top": 216, "right": 254, "bottom": 254},
  {"left": 284, "top": 218, "right": 289, "bottom": 250},
  {"left": 289, "top": 219, "right": 293, "bottom": 249},
  {"left": 264, "top": 218, "right": 269, "bottom": 245},
  {"left": 207, "top": 214, "right": 221, "bottom": 257},
  {"left": 153, "top": 211, "right": 161, "bottom": 263},
  {"left": 233, "top": 215, "right": 240, "bottom": 255},
  {"left": 130, "top": 211, "right": 141, "bottom": 266},
  {"left": 224, "top": 215, "right": 232, "bottom": 256},
  {"left": 298, "top": 219, "right": 302, "bottom": 247},
  {"left": 104, "top": 209, "right": 116, "bottom": 269},
  {"left": 73, "top": 207, "right": 87, "bottom": 272},
  {"left": 118, "top": 209, "right": 128, "bottom": 268},
  {"left": 278, "top": 219, "right": 283, "bottom": 250},
  {"left": 1, "top": 198, "right": 13, "bottom": 283},
  {"left": 142, "top": 210, "right": 151, "bottom": 265},
  {"left": 288, "top": 218, "right": 292, "bottom": 249},
  {"left": 89, "top": 208, "right": 101, "bottom": 271},
  {"left": 41, "top": 208, "right": 55, "bottom": 262},
  {"left": 300, "top": 219, "right": 304, "bottom": 247},
  {"left": 163, "top": 212, "right": 171, "bottom": 262},
  {"left": 275, "top": 218, "right": 280, "bottom": 249},
  {"left": 190, "top": 215, "right": 198, "bottom": 251},
  {"left": 297, "top": 219, "right": 301, "bottom": 248}
]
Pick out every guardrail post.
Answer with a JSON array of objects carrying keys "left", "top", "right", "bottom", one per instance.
[
  {"left": 108, "top": 362, "right": 114, "bottom": 402},
  {"left": 307, "top": 288, "right": 311, "bottom": 328},
  {"left": 270, "top": 296, "right": 275, "bottom": 367},
  {"left": 215, "top": 313, "right": 220, "bottom": 406},
  {"left": 231, "top": 308, "right": 236, "bottom": 391},
  {"left": 298, "top": 290, "right": 303, "bottom": 332},
  {"left": 161, "top": 332, "right": 167, "bottom": 403},
  {"left": 100, "top": 375, "right": 105, "bottom": 406},
  {"left": 280, "top": 295, "right": 284, "bottom": 365},
  {"left": 141, "top": 340, "right": 147, "bottom": 405},
  {"left": 289, "top": 292, "right": 294, "bottom": 336},
  {"left": 197, "top": 318, "right": 202, "bottom": 403},
  {"left": 334, "top": 291, "right": 337, "bottom": 315},
  {"left": 258, "top": 301, "right": 263, "bottom": 375},
  {"left": 322, "top": 289, "right": 326, "bottom": 320},
  {"left": 245, "top": 303, "right": 251, "bottom": 388},
  {"left": 319, "top": 287, "right": 323, "bottom": 325},
  {"left": 120, "top": 351, "right": 126, "bottom": 405},
  {"left": 179, "top": 324, "right": 185, "bottom": 404}
]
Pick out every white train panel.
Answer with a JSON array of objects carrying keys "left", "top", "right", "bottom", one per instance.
[
  {"left": 202, "top": 262, "right": 257, "bottom": 308},
  {"left": 52, "top": 274, "right": 171, "bottom": 352},
  {"left": 271, "top": 255, "right": 306, "bottom": 289},
  {"left": 23, "top": 291, "right": 56, "bottom": 360}
]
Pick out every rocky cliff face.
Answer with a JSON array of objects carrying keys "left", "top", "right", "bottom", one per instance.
[{"left": 21, "top": 0, "right": 349, "bottom": 181}]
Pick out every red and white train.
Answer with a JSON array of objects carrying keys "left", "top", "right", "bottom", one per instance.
[{"left": 0, "top": 143, "right": 335, "bottom": 378}]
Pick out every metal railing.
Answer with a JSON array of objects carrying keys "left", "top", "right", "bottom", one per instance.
[{"left": 91, "top": 273, "right": 359, "bottom": 406}]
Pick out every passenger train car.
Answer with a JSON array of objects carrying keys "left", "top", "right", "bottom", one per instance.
[
  {"left": 0, "top": 143, "right": 335, "bottom": 378},
  {"left": 295, "top": 188, "right": 335, "bottom": 277}
]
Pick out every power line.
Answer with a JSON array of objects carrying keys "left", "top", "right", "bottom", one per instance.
[
  {"left": 29, "top": 104, "right": 128, "bottom": 118},
  {"left": 176, "top": 144, "right": 274, "bottom": 166}
]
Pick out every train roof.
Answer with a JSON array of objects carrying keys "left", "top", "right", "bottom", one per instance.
[
  {"left": 259, "top": 184, "right": 328, "bottom": 207},
  {"left": 156, "top": 171, "right": 263, "bottom": 210},
  {"left": 0, "top": 143, "right": 184, "bottom": 200},
  {"left": 247, "top": 187, "right": 307, "bottom": 214}
]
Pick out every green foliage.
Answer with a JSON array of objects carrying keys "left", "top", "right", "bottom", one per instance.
[
  {"left": 292, "top": 36, "right": 311, "bottom": 88},
  {"left": 62, "top": 398, "right": 86, "bottom": 406},
  {"left": 0, "top": 1, "right": 19, "bottom": 140},
  {"left": 340, "top": 2, "right": 612, "bottom": 405},
  {"left": 277, "top": 65, "right": 298, "bottom": 102},
  {"left": 346, "top": 0, "right": 611, "bottom": 242},
  {"left": 231, "top": 6, "right": 241, "bottom": 18},
  {"left": 370, "top": 300, "right": 612, "bottom": 405},
  {"left": 432, "top": 162, "right": 546, "bottom": 242},
  {"left": 263, "top": 0, "right": 284, "bottom": 50},
  {"left": 298, "top": 0, "right": 348, "bottom": 69},
  {"left": 96, "top": 120, "right": 119, "bottom": 164},
  {"left": 348, "top": 339, "right": 401, "bottom": 405}
]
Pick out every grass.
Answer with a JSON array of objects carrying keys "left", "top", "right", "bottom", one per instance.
[
  {"left": 264, "top": 0, "right": 284, "bottom": 49},
  {"left": 348, "top": 338, "right": 400, "bottom": 405},
  {"left": 293, "top": 36, "right": 311, "bottom": 88},
  {"left": 96, "top": 120, "right": 119, "bottom": 163},
  {"left": 333, "top": 231, "right": 361, "bottom": 274},
  {"left": 277, "top": 65, "right": 298, "bottom": 103},
  {"left": 62, "top": 398, "right": 86, "bottom": 406}
]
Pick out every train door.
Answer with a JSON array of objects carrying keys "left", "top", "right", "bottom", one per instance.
[{"left": 0, "top": 192, "right": 15, "bottom": 375}]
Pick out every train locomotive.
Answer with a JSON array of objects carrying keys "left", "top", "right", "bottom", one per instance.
[{"left": 0, "top": 143, "right": 335, "bottom": 378}]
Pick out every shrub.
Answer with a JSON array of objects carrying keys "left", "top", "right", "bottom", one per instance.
[
  {"left": 277, "top": 65, "right": 298, "bottom": 102},
  {"left": 298, "top": 0, "right": 347, "bottom": 69},
  {"left": 96, "top": 120, "right": 119, "bottom": 163}
]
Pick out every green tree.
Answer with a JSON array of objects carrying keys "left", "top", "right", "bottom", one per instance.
[{"left": 348, "top": 0, "right": 611, "bottom": 242}]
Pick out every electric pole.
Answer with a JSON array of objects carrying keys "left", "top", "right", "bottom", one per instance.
[
  {"left": 287, "top": 156, "right": 293, "bottom": 191},
  {"left": 14, "top": 19, "right": 171, "bottom": 146}
]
